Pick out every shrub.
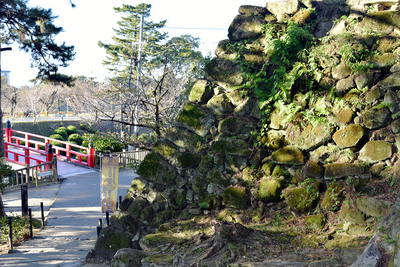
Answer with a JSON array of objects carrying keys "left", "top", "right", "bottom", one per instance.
[
  {"left": 82, "top": 133, "right": 123, "bottom": 152},
  {"left": 67, "top": 125, "right": 78, "bottom": 135},
  {"left": 54, "top": 128, "right": 68, "bottom": 140},
  {"left": 49, "top": 134, "right": 65, "bottom": 148},
  {"left": 68, "top": 133, "right": 83, "bottom": 146}
]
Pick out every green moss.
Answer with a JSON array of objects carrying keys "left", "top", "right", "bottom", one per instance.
[
  {"left": 321, "top": 181, "right": 345, "bottom": 212},
  {"left": 177, "top": 103, "right": 207, "bottom": 131},
  {"left": 206, "top": 169, "right": 230, "bottom": 189},
  {"left": 137, "top": 152, "right": 176, "bottom": 185},
  {"left": 304, "top": 214, "right": 326, "bottom": 230},
  {"left": 198, "top": 155, "right": 213, "bottom": 173},
  {"left": 177, "top": 152, "right": 202, "bottom": 168},
  {"left": 255, "top": 177, "right": 284, "bottom": 202},
  {"left": 217, "top": 209, "right": 242, "bottom": 223},
  {"left": 283, "top": 180, "right": 320, "bottom": 214},
  {"left": 223, "top": 186, "right": 250, "bottom": 210}
]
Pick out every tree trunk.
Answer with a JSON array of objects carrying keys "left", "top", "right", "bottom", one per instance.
[{"left": 0, "top": 194, "right": 6, "bottom": 218}]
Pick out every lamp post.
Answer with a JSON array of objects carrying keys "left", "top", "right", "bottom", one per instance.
[{"left": 0, "top": 43, "right": 12, "bottom": 157}]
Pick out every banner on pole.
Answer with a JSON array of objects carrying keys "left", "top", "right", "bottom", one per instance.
[{"left": 101, "top": 155, "right": 119, "bottom": 213}]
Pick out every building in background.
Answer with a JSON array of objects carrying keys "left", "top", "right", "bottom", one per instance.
[{"left": 1, "top": 70, "right": 10, "bottom": 84}]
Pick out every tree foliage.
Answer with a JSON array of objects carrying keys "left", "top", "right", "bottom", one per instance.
[{"left": 0, "top": 0, "right": 75, "bottom": 85}]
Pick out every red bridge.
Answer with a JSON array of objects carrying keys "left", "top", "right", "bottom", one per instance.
[{"left": 3, "top": 121, "right": 95, "bottom": 168}]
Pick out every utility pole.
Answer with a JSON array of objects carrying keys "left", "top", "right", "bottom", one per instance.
[
  {"left": 133, "top": 15, "right": 144, "bottom": 138},
  {"left": 0, "top": 43, "right": 12, "bottom": 157}
]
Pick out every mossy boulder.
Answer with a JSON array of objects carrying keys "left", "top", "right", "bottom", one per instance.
[
  {"left": 165, "top": 127, "right": 202, "bottom": 152},
  {"left": 332, "top": 61, "right": 351, "bottom": 80},
  {"left": 286, "top": 123, "right": 332, "bottom": 151},
  {"left": 339, "top": 204, "right": 365, "bottom": 224},
  {"left": 228, "top": 14, "right": 265, "bottom": 41},
  {"left": 199, "top": 193, "right": 219, "bottom": 210},
  {"left": 324, "top": 163, "right": 368, "bottom": 180},
  {"left": 223, "top": 186, "right": 250, "bottom": 210},
  {"left": 380, "top": 72, "right": 400, "bottom": 91},
  {"left": 197, "top": 155, "right": 214, "bottom": 173},
  {"left": 359, "top": 141, "right": 393, "bottom": 163},
  {"left": 110, "top": 248, "right": 150, "bottom": 267},
  {"left": 366, "top": 86, "right": 382, "bottom": 103},
  {"left": 139, "top": 233, "right": 184, "bottom": 252},
  {"left": 139, "top": 205, "right": 156, "bottom": 226},
  {"left": 218, "top": 117, "right": 255, "bottom": 136},
  {"left": 110, "top": 211, "right": 139, "bottom": 236},
  {"left": 305, "top": 214, "right": 327, "bottom": 230},
  {"left": 271, "top": 146, "right": 305, "bottom": 165},
  {"left": 283, "top": 181, "right": 320, "bottom": 214},
  {"left": 162, "top": 188, "right": 186, "bottom": 210},
  {"left": 205, "top": 57, "right": 245, "bottom": 86},
  {"left": 357, "top": 197, "right": 392, "bottom": 218},
  {"left": 210, "top": 137, "right": 251, "bottom": 157},
  {"left": 336, "top": 76, "right": 355, "bottom": 96},
  {"left": 137, "top": 152, "right": 177, "bottom": 185},
  {"left": 176, "top": 152, "right": 202, "bottom": 169},
  {"left": 363, "top": 107, "right": 391, "bottom": 129},
  {"left": 206, "top": 168, "right": 230, "bottom": 189},
  {"left": 119, "top": 192, "right": 134, "bottom": 212},
  {"left": 93, "top": 227, "right": 132, "bottom": 260},
  {"left": 206, "top": 94, "right": 235, "bottom": 115},
  {"left": 267, "top": 0, "right": 299, "bottom": 17},
  {"left": 263, "top": 130, "right": 286, "bottom": 150},
  {"left": 153, "top": 138, "right": 180, "bottom": 162},
  {"left": 127, "top": 197, "right": 150, "bottom": 219},
  {"left": 255, "top": 177, "right": 284, "bottom": 202},
  {"left": 155, "top": 210, "right": 173, "bottom": 227},
  {"left": 176, "top": 102, "right": 214, "bottom": 137},
  {"left": 189, "top": 79, "right": 214, "bottom": 104},
  {"left": 321, "top": 181, "right": 345, "bottom": 211},
  {"left": 357, "top": 11, "right": 400, "bottom": 35},
  {"left": 332, "top": 124, "right": 365, "bottom": 149}
]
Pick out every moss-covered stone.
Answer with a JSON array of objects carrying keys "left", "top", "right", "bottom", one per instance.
[
  {"left": 176, "top": 102, "right": 214, "bottom": 137},
  {"left": 162, "top": 188, "right": 187, "bottom": 210},
  {"left": 332, "top": 124, "right": 365, "bottom": 149},
  {"left": 218, "top": 117, "right": 255, "bottom": 136},
  {"left": 139, "top": 233, "right": 184, "bottom": 252},
  {"left": 223, "top": 186, "right": 250, "bottom": 210},
  {"left": 205, "top": 57, "right": 245, "bottom": 86},
  {"left": 139, "top": 205, "right": 156, "bottom": 226},
  {"left": 255, "top": 177, "right": 284, "bottom": 202},
  {"left": 210, "top": 137, "right": 251, "bottom": 157},
  {"left": 189, "top": 79, "right": 214, "bottom": 104},
  {"left": 339, "top": 204, "right": 365, "bottom": 224},
  {"left": 283, "top": 182, "right": 320, "bottom": 214},
  {"left": 176, "top": 152, "right": 202, "bottom": 169},
  {"left": 165, "top": 127, "right": 202, "bottom": 152},
  {"left": 153, "top": 138, "right": 180, "bottom": 161},
  {"left": 217, "top": 209, "right": 242, "bottom": 223},
  {"left": 336, "top": 76, "right": 355, "bottom": 96},
  {"left": 357, "top": 11, "right": 400, "bottom": 35},
  {"left": 127, "top": 197, "right": 150, "bottom": 219},
  {"left": 228, "top": 14, "right": 265, "bottom": 41},
  {"left": 271, "top": 146, "right": 305, "bottom": 165},
  {"left": 301, "top": 161, "right": 324, "bottom": 179},
  {"left": 94, "top": 227, "right": 131, "bottom": 260},
  {"left": 286, "top": 123, "right": 332, "bottom": 151},
  {"left": 120, "top": 192, "right": 134, "bottom": 212},
  {"left": 129, "top": 177, "right": 147, "bottom": 194},
  {"left": 155, "top": 210, "right": 173, "bottom": 227},
  {"left": 305, "top": 214, "right": 327, "bottom": 230},
  {"left": 137, "top": 152, "right": 177, "bottom": 185},
  {"left": 111, "top": 248, "right": 149, "bottom": 267},
  {"left": 363, "top": 107, "right": 391, "bottom": 129},
  {"left": 359, "top": 141, "right": 393, "bottom": 163},
  {"left": 241, "top": 166, "right": 259, "bottom": 187},
  {"left": 263, "top": 130, "right": 286, "bottom": 150},
  {"left": 198, "top": 155, "right": 214, "bottom": 173},
  {"left": 110, "top": 211, "right": 139, "bottom": 236},
  {"left": 357, "top": 197, "right": 392, "bottom": 218},
  {"left": 199, "top": 193, "right": 220, "bottom": 210},
  {"left": 321, "top": 181, "right": 345, "bottom": 211},
  {"left": 324, "top": 163, "right": 368, "bottom": 180},
  {"left": 332, "top": 61, "right": 351, "bottom": 80},
  {"left": 206, "top": 168, "right": 230, "bottom": 189},
  {"left": 206, "top": 94, "right": 234, "bottom": 115}
]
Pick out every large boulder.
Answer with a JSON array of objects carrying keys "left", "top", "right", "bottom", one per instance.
[
  {"left": 359, "top": 141, "right": 393, "bottom": 163},
  {"left": 332, "top": 124, "right": 365, "bottom": 149},
  {"left": 110, "top": 248, "right": 150, "bottom": 267},
  {"left": 255, "top": 177, "right": 285, "bottom": 202},
  {"left": 176, "top": 102, "right": 215, "bottom": 137},
  {"left": 189, "top": 79, "right": 214, "bottom": 104},
  {"left": 363, "top": 107, "right": 391, "bottom": 129},
  {"left": 228, "top": 14, "right": 265, "bottom": 41},
  {"left": 271, "top": 146, "right": 305, "bottom": 165},
  {"left": 223, "top": 186, "right": 251, "bottom": 209},
  {"left": 137, "top": 153, "right": 177, "bottom": 185}
]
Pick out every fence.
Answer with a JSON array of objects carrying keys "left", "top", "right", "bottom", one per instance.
[
  {"left": 95, "top": 150, "right": 149, "bottom": 169},
  {"left": 4, "top": 121, "right": 95, "bottom": 168},
  {"left": 5, "top": 157, "right": 58, "bottom": 189}
]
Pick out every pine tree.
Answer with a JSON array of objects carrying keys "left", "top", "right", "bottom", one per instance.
[{"left": 98, "top": 3, "right": 167, "bottom": 84}]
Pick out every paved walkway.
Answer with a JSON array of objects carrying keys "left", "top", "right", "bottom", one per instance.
[{"left": 0, "top": 159, "right": 138, "bottom": 266}]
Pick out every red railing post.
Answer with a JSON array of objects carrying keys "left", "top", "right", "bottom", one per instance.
[
  {"left": 24, "top": 147, "right": 30, "bottom": 166},
  {"left": 88, "top": 139, "right": 95, "bottom": 168},
  {"left": 46, "top": 144, "right": 54, "bottom": 170},
  {"left": 66, "top": 143, "right": 71, "bottom": 161},
  {"left": 5, "top": 120, "right": 11, "bottom": 143}
]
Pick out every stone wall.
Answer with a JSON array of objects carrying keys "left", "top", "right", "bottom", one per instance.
[{"left": 88, "top": 0, "right": 400, "bottom": 266}]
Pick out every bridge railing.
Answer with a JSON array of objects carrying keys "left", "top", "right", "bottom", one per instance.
[
  {"left": 4, "top": 121, "right": 95, "bottom": 168},
  {"left": 94, "top": 150, "right": 149, "bottom": 169}
]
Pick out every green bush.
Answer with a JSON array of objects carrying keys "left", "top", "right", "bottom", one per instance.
[
  {"left": 82, "top": 133, "right": 123, "bottom": 153},
  {"left": 0, "top": 161, "right": 15, "bottom": 191},
  {"left": 49, "top": 134, "right": 65, "bottom": 148},
  {"left": 67, "top": 125, "right": 78, "bottom": 135},
  {"left": 54, "top": 128, "right": 68, "bottom": 140},
  {"left": 68, "top": 133, "right": 83, "bottom": 145}
]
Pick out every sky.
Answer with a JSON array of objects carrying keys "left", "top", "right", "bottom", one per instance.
[{"left": 2, "top": 0, "right": 269, "bottom": 87}]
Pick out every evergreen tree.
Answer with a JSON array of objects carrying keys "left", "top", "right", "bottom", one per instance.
[
  {"left": 0, "top": 0, "right": 75, "bottom": 85},
  {"left": 98, "top": 3, "right": 167, "bottom": 84}
]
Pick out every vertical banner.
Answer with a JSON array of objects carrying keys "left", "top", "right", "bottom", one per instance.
[{"left": 101, "top": 155, "right": 119, "bottom": 213}]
